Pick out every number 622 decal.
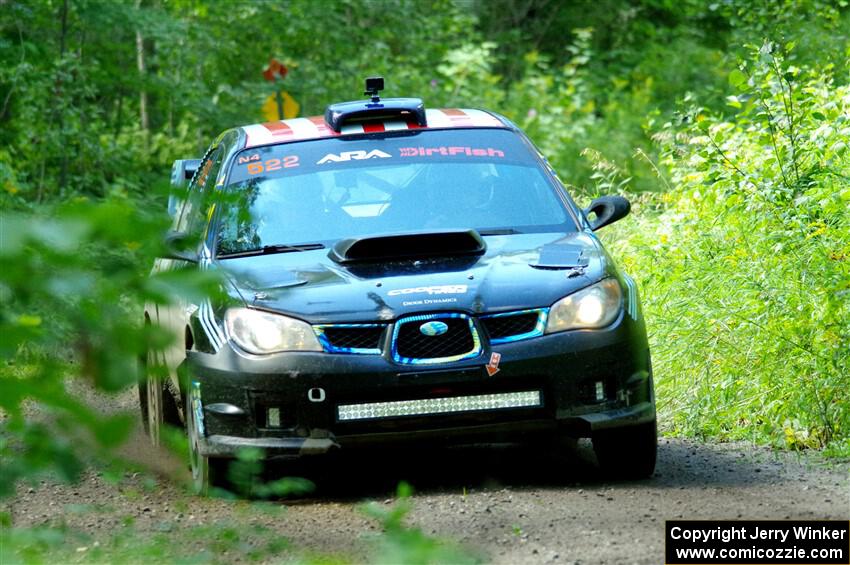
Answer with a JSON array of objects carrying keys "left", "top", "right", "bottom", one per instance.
[{"left": 247, "top": 156, "right": 300, "bottom": 175}]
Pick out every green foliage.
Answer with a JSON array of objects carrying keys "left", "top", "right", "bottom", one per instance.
[
  {"left": 2, "top": 1, "right": 846, "bottom": 203},
  {"left": 605, "top": 42, "right": 850, "bottom": 453},
  {"left": 0, "top": 193, "right": 218, "bottom": 495},
  {"left": 361, "top": 482, "right": 480, "bottom": 564},
  {"left": 222, "top": 447, "right": 316, "bottom": 499},
  {"left": 1, "top": 481, "right": 477, "bottom": 564},
  {"left": 0, "top": 0, "right": 478, "bottom": 202},
  {"left": 1, "top": 512, "right": 299, "bottom": 564}
]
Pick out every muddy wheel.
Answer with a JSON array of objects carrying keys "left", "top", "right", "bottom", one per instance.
[
  {"left": 138, "top": 349, "right": 181, "bottom": 445},
  {"left": 185, "top": 388, "right": 230, "bottom": 495},
  {"left": 592, "top": 419, "right": 657, "bottom": 479}
]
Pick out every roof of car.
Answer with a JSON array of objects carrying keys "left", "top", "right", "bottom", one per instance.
[{"left": 239, "top": 108, "right": 510, "bottom": 149}]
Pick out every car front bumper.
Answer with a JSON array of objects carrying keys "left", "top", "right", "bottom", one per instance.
[{"left": 187, "top": 312, "right": 654, "bottom": 459}]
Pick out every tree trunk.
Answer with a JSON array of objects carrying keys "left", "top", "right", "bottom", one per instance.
[
  {"left": 135, "top": 0, "right": 148, "bottom": 132},
  {"left": 59, "top": 0, "right": 68, "bottom": 56},
  {"left": 55, "top": 0, "right": 69, "bottom": 196}
]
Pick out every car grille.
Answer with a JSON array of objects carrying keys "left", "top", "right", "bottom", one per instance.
[
  {"left": 314, "top": 309, "right": 546, "bottom": 361},
  {"left": 314, "top": 324, "right": 386, "bottom": 354},
  {"left": 481, "top": 309, "right": 547, "bottom": 343},
  {"left": 392, "top": 313, "right": 481, "bottom": 364}
]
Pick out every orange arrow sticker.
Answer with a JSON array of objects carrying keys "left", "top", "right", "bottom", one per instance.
[{"left": 486, "top": 352, "right": 501, "bottom": 376}]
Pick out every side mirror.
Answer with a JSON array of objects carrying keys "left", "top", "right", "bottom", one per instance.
[
  {"left": 164, "top": 231, "right": 199, "bottom": 263},
  {"left": 167, "top": 195, "right": 183, "bottom": 220},
  {"left": 170, "top": 159, "right": 201, "bottom": 188},
  {"left": 168, "top": 158, "right": 201, "bottom": 220},
  {"left": 584, "top": 195, "right": 631, "bottom": 231}
]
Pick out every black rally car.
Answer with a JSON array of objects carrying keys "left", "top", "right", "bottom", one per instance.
[{"left": 143, "top": 79, "right": 656, "bottom": 493}]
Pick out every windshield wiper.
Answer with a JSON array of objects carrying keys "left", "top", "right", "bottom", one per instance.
[
  {"left": 477, "top": 228, "right": 522, "bottom": 236},
  {"left": 218, "top": 243, "right": 325, "bottom": 259}
]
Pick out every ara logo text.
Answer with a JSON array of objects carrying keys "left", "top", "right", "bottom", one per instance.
[{"left": 317, "top": 150, "right": 391, "bottom": 165}]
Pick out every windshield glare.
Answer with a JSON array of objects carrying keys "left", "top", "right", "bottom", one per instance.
[{"left": 217, "top": 129, "right": 574, "bottom": 255}]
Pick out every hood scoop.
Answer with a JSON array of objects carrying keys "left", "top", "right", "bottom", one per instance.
[
  {"left": 329, "top": 229, "right": 486, "bottom": 264},
  {"left": 530, "top": 243, "right": 589, "bottom": 270}
]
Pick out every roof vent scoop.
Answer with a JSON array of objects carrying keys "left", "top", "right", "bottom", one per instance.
[
  {"left": 324, "top": 76, "right": 428, "bottom": 132},
  {"left": 329, "top": 230, "right": 486, "bottom": 264}
]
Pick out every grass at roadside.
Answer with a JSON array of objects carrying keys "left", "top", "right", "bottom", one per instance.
[
  {"left": 591, "top": 43, "right": 850, "bottom": 458},
  {"left": 603, "top": 199, "right": 850, "bottom": 458},
  {"left": 2, "top": 514, "right": 312, "bottom": 564},
  {"left": 0, "top": 479, "right": 478, "bottom": 565}
]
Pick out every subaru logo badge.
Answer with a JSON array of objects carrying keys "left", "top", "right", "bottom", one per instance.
[{"left": 419, "top": 321, "right": 449, "bottom": 336}]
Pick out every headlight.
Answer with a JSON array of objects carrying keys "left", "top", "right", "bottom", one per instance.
[
  {"left": 225, "top": 308, "right": 322, "bottom": 354},
  {"left": 545, "top": 278, "right": 623, "bottom": 333}
]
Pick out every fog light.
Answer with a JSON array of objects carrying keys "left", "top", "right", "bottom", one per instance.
[{"left": 268, "top": 407, "right": 280, "bottom": 427}]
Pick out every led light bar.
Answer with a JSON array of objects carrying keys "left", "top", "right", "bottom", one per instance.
[{"left": 337, "top": 390, "right": 541, "bottom": 422}]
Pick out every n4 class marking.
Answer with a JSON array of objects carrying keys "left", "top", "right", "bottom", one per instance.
[{"left": 237, "top": 153, "right": 261, "bottom": 164}]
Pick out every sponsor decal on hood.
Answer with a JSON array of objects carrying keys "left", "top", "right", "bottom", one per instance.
[{"left": 387, "top": 285, "right": 468, "bottom": 296}]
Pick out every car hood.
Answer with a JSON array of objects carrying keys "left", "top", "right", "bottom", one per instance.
[{"left": 217, "top": 232, "right": 612, "bottom": 324}]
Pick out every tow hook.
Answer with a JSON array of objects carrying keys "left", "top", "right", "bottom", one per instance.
[{"left": 307, "top": 387, "right": 326, "bottom": 402}]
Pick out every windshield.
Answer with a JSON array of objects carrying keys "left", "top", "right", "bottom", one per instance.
[{"left": 217, "top": 128, "right": 575, "bottom": 255}]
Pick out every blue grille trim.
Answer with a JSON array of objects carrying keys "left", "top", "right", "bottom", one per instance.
[
  {"left": 481, "top": 308, "right": 549, "bottom": 344},
  {"left": 313, "top": 323, "right": 386, "bottom": 354},
  {"left": 391, "top": 312, "right": 482, "bottom": 365},
  {"left": 314, "top": 309, "right": 549, "bottom": 357}
]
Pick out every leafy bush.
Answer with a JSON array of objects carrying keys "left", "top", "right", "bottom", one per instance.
[
  {"left": 362, "top": 482, "right": 480, "bottom": 565},
  {"left": 0, "top": 194, "right": 219, "bottom": 495},
  {"left": 605, "top": 42, "right": 850, "bottom": 454}
]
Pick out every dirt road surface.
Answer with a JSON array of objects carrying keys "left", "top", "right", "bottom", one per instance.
[{"left": 5, "top": 385, "right": 849, "bottom": 564}]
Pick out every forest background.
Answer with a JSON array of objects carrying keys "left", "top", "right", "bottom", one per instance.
[{"left": 1, "top": 0, "right": 849, "bottom": 560}]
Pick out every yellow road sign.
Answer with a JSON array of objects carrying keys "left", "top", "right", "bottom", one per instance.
[{"left": 262, "top": 90, "right": 300, "bottom": 121}]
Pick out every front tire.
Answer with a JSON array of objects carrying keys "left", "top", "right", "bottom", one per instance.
[
  {"left": 592, "top": 419, "right": 657, "bottom": 479},
  {"left": 186, "top": 386, "right": 230, "bottom": 495}
]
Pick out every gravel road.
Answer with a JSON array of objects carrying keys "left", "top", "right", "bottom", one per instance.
[{"left": 5, "top": 384, "right": 849, "bottom": 564}]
